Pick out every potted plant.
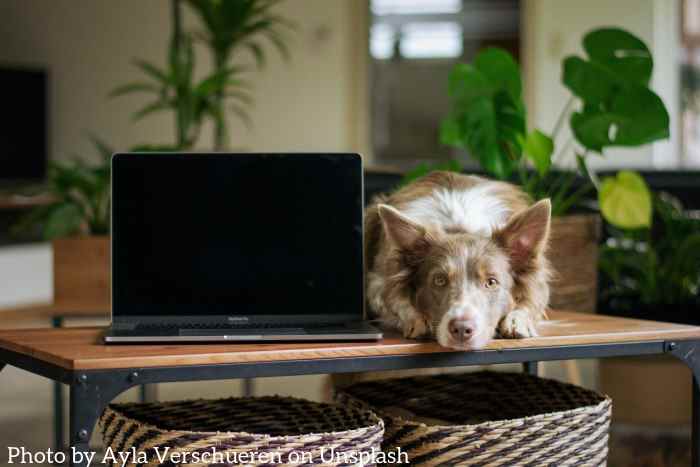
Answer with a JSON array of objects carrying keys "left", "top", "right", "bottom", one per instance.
[
  {"left": 599, "top": 192, "right": 700, "bottom": 322},
  {"left": 14, "top": 0, "right": 294, "bottom": 306},
  {"left": 111, "top": 0, "right": 292, "bottom": 150},
  {"left": 430, "top": 27, "right": 669, "bottom": 312},
  {"left": 597, "top": 191, "right": 700, "bottom": 462},
  {"left": 13, "top": 138, "right": 113, "bottom": 306}
]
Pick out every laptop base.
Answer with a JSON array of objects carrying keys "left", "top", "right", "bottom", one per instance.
[{"left": 104, "top": 321, "right": 382, "bottom": 343}]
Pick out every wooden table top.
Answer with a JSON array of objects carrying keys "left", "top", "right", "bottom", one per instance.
[{"left": 1, "top": 311, "right": 699, "bottom": 371}]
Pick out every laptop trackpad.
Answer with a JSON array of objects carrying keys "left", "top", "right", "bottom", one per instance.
[{"left": 179, "top": 328, "right": 306, "bottom": 336}]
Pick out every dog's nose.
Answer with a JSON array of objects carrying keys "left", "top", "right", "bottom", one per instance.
[{"left": 448, "top": 319, "right": 474, "bottom": 342}]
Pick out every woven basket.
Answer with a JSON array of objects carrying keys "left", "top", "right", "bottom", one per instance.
[
  {"left": 336, "top": 371, "right": 612, "bottom": 466},
  {"left": 549, "top": 214, "right": 601, "bottom": 313},
  {"left": 99, "top": 396, "right": 384, "bottom": 466}
]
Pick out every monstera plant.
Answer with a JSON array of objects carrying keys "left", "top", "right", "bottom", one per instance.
[{"left": 440, "top": 27, "right": 669, "bottom": 229}]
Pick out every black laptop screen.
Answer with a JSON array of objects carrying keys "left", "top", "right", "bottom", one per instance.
[{"left": 112, "top": 153, "right": 363, "bottom": 318}]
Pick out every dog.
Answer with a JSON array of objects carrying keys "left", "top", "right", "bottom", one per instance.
[{"left": 365, "top": 171, "right": 552, "bottom": 350}]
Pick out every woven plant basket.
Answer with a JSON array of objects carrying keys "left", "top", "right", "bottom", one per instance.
[
  {"left": 99, "top": 396, "right": 384, "bottom": 467},
  {"left": 549, "top": 214, "right": 601, "bottom": 313},
  {"left": 336, "top": 371, "right": 612, "bottom": 466}
]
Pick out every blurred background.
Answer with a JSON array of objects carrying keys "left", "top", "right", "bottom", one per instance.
[{"left": 0, "top": 1, "right": 699, "bottom": 466}]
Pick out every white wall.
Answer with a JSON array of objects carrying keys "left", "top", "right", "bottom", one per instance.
[
  {"left": 0, "top": 244, "right": 51, "bottom": 308},
  {"left": 522, "top": 0, "right": 680, "bottom": 170}
]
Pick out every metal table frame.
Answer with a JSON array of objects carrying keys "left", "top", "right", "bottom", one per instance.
[{"left": 2, "top": 338, "right": 699, "bottom": 467}]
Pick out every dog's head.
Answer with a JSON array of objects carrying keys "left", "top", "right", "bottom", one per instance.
[{"left": 378, "top": 199, "right": 551, "bottom": 350}]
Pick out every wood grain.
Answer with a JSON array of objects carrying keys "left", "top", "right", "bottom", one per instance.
[
  {"left": 53, "top": 236, "right": 110, "bottom": 307},
  {"left": 1, "top": 311, "right": 699, "bottom": 371}
]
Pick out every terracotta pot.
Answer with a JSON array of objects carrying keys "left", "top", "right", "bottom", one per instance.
[
  {"left": 548, "top": 214, "right": 601, "bottom": 313},
  {"left": 52, "top": 236, "right": 110, "bottom": 307}
]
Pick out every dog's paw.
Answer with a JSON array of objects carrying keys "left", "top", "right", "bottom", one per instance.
[
  {"left": 401, "top": 313, "right": 430, "bottom": 339},
  {"left": 499, "top": 309, "right": 538, "bottom": 339}
]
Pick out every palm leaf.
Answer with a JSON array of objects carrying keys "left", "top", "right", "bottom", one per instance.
[
  {"left": 132, "top": 99, "right": 172, "bottom": 121},
  {"left": 86, "top": 134, "right": 115, "bottom": 163},
  {"left": 43, "top": 202, "right": 84, "bottom": 240},
  {"left": 132, "top": 59, "right": 172, "bottom": 85},
  {"left": 109, "top": 82, "right": 160, "bottom": 98}
]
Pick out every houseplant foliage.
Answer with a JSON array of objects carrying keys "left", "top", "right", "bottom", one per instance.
[
  {"left": 187, "top": 0, "right": 292, "bottom": 149},
  {"left": 111, "top": 0, "right": 291, "bottom": 150},
  {"left": 599, "top": 192, "right": 700, "bottom": 309},
  {"left": 440, "top": 27, "right": 669, "bottom": 228},
  {"left": 13, "top": 137, "right": 113, "bottom": 240}
]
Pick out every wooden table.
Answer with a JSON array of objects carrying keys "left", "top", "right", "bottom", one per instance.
[{"left": 1, "top": 310, "right": 700, "bottom": 467}]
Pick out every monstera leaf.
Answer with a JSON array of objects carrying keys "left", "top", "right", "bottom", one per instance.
[
  {"left": 563, "top": 28, "right": 669, "bottom": 153},
  {"left": 441, "top": 48, "right": 526, "bottom": 179}
]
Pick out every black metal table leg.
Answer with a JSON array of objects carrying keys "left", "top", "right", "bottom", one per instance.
[
  {"left": 68, "top": 372, "right": 132, "bottom": 467},
  {"left": 693, "top": 375, "right": 699, "bottom": 467},
  {"left": 667, "top": 339, "right": 700, "bottom": 467},
  {"left": 52, "top": 316, "right": 65, "bottom": 451},
  {"left": 523, "top": 361, "right": 539, "bottom": 376}
]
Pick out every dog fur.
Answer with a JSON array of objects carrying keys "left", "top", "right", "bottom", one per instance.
[{"left": 365, "top": 171, "right": 552, "bottom": 350}]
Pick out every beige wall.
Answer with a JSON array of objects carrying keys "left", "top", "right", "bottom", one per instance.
[
  {"left": 522, "top": 0, "right": 680, "bottom": 169},
  {"left": 0, "top": 0, "right": 371, "bottom": 162},
  {"left": 0, "top": 1, "right": 368, "bottom": 428}
]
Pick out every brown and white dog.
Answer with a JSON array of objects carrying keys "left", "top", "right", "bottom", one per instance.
[{"left": 365, "top": 171, "right": 552, "bottom": 350}]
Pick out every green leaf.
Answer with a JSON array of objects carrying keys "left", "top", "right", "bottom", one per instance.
[
  {"left": 442, "top": 50, "right": 526, "bottom": 180},
  {"left": 523, "top": 129, "right": 553, "bottom": 176},
  {"left": 439, "top": 117, "right": 463, "bottom": 147},
  {"left": 474, "top": 48, "right": 521, "bottom": 100},
  {"left": 562, "top": 56, "right": 621, "bottom": 106},
  {"left": 570, "top": 85, "right": 669, "bottom": 152},
  {"left": 87, "top": 134, "right": 114, "bottom": 163},
  {"left": 562, "top": 27, "right": 669, "bottom": 154},
  {"left": 43, "top": 203, "right": 84, "bottom": 240},
  {"left": 132, "top": 100, "right": 172, "bottom": 121},
  {"left": 599, "top": 171, "right": 652, "bottom": 228},
  {"left": 447, "top": 64, "right": 493, "bottom": 103},
  {"left": 583, "top": 27, "right": 652, "bottom": 85},
  {"left": 132, "top": 60, "right": 172, "bottom": 85},
  {"left": 109, "top": 82, "right": 160, "bottom": 98}
]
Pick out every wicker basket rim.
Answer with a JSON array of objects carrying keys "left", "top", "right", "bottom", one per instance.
[
  {"left": 103, "top": 394, "right": 384, "bottom": 440},
  {"left": 349, "top": 395, "right": 611, "bottom": 432},
  {"left": 339, "top": 372, "right": 611, "bottom": 431}
]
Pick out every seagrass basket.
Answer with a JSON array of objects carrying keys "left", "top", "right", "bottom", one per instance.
[
  {"left": 99, "top": 396, "right": 384, "bottom": 466},
  {"left": 336, "top": 371, "right": 612, "bottom": 466}
]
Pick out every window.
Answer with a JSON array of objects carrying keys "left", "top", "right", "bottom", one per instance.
[{"left": 369, "top": 0, "right": 521, "bottom": 166}]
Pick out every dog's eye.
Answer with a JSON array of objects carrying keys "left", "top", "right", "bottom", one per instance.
[
  {"left": 485, "top": 277, "right": 499, "bottom": 288},
  {"left": 433, "top": 274, "right": 448, "bottom": 287}
]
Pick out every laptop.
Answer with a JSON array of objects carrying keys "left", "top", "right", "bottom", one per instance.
[{"left": 104, "top": 153, "right": 382, "bottom": 343}]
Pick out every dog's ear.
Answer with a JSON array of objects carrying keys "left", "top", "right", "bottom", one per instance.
[
  {"left": 378, "top": 204, "right": 427, "bottom": 250},
  {"left": 495, "top": 199, "right": 551, "bottom": 270}
]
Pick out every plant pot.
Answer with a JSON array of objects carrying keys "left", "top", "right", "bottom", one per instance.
[
  {"left": 548, "top": 214, "right": 601, "bottom": 313},
  {"left": 52, "top": 236, "right": 110, "bottom": 307}
]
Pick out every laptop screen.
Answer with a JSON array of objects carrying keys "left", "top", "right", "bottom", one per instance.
[{"left": 112, "top": 153, "right": 363, "bottom": 319}]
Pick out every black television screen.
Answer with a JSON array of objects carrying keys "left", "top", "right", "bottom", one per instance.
[{"left": 0, "top": 67, "right": 48, "bottom": 182}]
